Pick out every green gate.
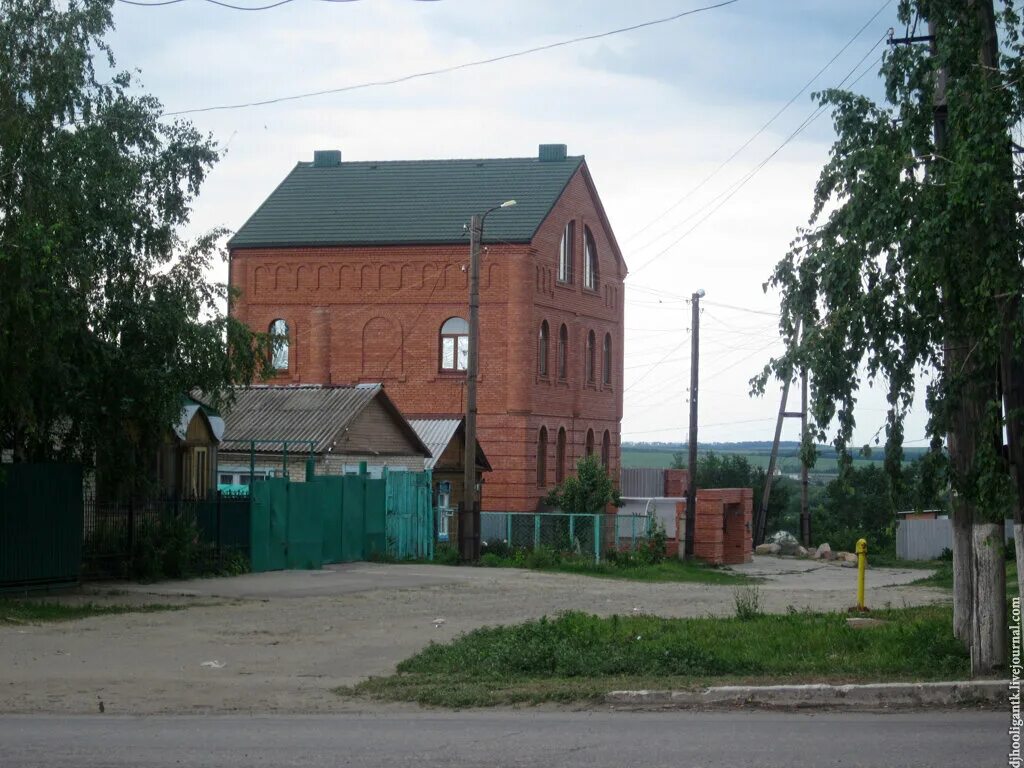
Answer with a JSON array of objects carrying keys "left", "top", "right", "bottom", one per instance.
[
  {"left": 1, "top": 464, "right": 83, "bottom": 591},
  {"left": 249, "top": 470, "right": 390, "bottom": 572},
  {"left": 384, "top": 469, "right": 434, "bottom": 560}
]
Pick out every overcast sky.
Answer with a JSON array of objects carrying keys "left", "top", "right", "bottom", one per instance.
[{"left": 108, "top": 0, "right": 931, "bottom": 450}]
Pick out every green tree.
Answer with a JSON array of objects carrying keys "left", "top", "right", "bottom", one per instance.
[
  {"left": 676, "top": 451, "right": 794, "bottom": 538},
  {"left": 545, "top": 455, "right": 621, "bottom": 514},
  {"left": 754, "top": 0, "right": 1023, "bottom": 672},
  {"left": 0, "top": 1, "right": 273, "bottom": 494}
]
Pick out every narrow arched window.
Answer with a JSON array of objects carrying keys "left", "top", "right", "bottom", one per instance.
[
  {"left": 538, "top": 320, "right": 549, "bottom": 377},
  {"left": 585, "top": 330, "right": 595, "bottom": 384},
  {"left": 603, "top": 332, "right": 612, "bottom": 386},
  {"left": 269, "top": 319, "right": 289, "bottom": 370},
  {"left": 557, "top": 324, "right": 568, "bottom": 380},
  {"left": 601, "top": 430, "right": 611, "bottom": 470},
  {"left": 439, "top": 317, "right": 469, "bottom": 372},
  {"left": 585, "top": 429, "right": 595, "bottom": 457},
  {"left": 556, "top": 427, "right": 567, "bottom": 483},
  {"left": 583, "top": 227, "right": 599, "bottom": 290},
  {"left": 558, "top": 221, "right": 574, "bottom": 284},
  {"left": 537, "top": 426, "right": 548, "bottom": 488}
]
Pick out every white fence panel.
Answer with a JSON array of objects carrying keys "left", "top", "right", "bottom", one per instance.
[{"left": 897, "top": 518, "right": 1014, "bottom": 560}]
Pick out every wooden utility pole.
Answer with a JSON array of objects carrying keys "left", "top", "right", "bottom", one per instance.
[
  {"left": 684, "top": 289, "right": 703, "bottom": 557},
  {"left": 754, "top": 320, "right": 805, "bottom": 546},
  {"left": 460, "top": 213, "right": 483, "bottom": 562},
  {"left": 799, "top": 368, "right": 810, "bottom": 547}
]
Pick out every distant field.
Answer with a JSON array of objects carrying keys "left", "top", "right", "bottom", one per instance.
[{"left": 620, "top": 447, "right": 885, "bottom": 476}]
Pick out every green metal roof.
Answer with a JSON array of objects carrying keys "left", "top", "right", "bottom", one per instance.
[{"left": 228, "top": 153, "right": 585, "bottom": 249}]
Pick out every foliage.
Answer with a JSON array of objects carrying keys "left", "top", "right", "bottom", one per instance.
[
  {"left": 0, "top": 1, "right": 274, "bottom": 495},
  {"left": 348, "top": 605, "right": 966, "bottom": 707},
  {"left": 433, "top": 544, "right": 460, "bottom": 566},
  {"left": 544, "top": 455, "right": 622, "bottom": 514},
  {"left": 732, "top": 586, "right": 763, "bottom": 621},
  {"left": 752, "top": 0, "right": 1024, "bottom": 524},
  {"left": 130, "top": 513, "right": 214, "bottom": 580},
  {"left": 674, "top": 451, "right": 794, "bottom": 536}
]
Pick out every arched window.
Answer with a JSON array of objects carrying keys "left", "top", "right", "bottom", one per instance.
[
  {"left": 601, "top": 430, "right": 611, "bottom": 470},
  {"left": 583, "top": 226, "right": 599, "bottom": 290},
  {"left": 538, "top": 320, "right": 549, "bottom": 377},
  {"left": 557, "top": 324, "right": 568, "bottom": 380},
  {"left": 603, "top": 333, "right": 612, "bottom": 386},
  {"left": 585, "top": 330, "right": 596, "bottom": 384},
  {"left": 585, "top": 429, "right": 595, "bottom": 457},
  {"left": 439, "top": 317, "right": 469, "bottom": 372},
  {"left": 269, "top": 319, "right": 289, "bottom": 370},
  {"left": 536, "top": 427, "right": 548, "bottom": 488},
  {"left": 558, "top": 221, "right": 574, "bottom": 283},
  {"left": 556, "top": 427, "right": 567, "bottom": 483}
]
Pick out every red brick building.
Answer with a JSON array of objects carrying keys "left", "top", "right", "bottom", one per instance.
[{"left": 227, "top": 144, "right": 625, "bottom": 512}]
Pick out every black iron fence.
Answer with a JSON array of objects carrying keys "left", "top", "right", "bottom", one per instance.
[{"left": 82, "top": 492, "right": 251, "bottom": 580}]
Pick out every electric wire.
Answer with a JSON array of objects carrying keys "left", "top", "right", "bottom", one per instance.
[
  {"left": 622, "top": 0, "right": 893, "bottom": 247},
  {"left": 161, "top": 0, "right": 739, "bottom": 116}
]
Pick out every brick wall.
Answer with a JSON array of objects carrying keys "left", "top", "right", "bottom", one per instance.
[{"left": 228, "top": 163, "right": 624, "bottom": 513}]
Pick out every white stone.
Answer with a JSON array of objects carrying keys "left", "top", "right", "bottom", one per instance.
[{"left": 755, "top": 543, "right": 781, "bottom": 555}]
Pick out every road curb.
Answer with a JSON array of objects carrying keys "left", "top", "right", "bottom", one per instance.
[{"left": 605, "top": 680, "right": 1010, "bottom": 710}]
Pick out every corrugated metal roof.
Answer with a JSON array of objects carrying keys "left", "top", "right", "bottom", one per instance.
[
  {"left": 219, "top": 384, "right": 385, "bottom": 454},
  {"left": 409, "top": 419, "right": 462, "bottom": 470},
  {"left": 227, "top": 154, "right": 584, "bottom": 249}
]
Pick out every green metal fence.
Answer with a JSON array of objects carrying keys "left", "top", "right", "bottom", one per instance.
[
  {"left": 0, "top": 463, "right": 83, "bottom": 591},
  {"left": 480, "top": 511, "right": 655, "bottom": 562},
  {"left": 249, "top": 467, "right": 434, "bottom": 571}
]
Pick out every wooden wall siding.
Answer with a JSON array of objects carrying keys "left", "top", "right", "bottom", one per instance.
[{"left": 338, "top": 398, "right": 421, "bottom": 456}]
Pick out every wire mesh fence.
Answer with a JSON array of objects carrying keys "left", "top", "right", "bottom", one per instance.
[
  {"left": 480, "top": 511, "right": 656, "bottom": 562},
  {"left": 82, "top": 493, "right": 251, "bottom": 579}
]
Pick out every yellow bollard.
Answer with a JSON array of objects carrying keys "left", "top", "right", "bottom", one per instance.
[{"left": 856, "top": 538, "right": 868, "bottom": 611}]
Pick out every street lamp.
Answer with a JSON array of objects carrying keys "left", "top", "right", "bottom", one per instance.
[{"left": 460, "top": 199, "right": 517, "bottom": 562}]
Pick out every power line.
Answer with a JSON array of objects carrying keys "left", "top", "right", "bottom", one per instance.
[
  {"left": 622, "top": 0, "right": 893, "bottom": 248},
  {"left": 161, "top": 0, "right": 740, "bottom": 116},
  {"left": 628, "top": 37, "right": 888, "bottom": 277},
  {"left": 621, "top": 417, "right": 778, "bottom": 436}
]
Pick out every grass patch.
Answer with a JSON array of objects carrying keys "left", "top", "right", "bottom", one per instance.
[
  {"left": 0, "top": 599, "right": 183, "bottom": 624},
  {"left": 345, "top": 605, "right": 966, "bottom": 707},
  {"left": 509, "top": 557, "right": 753, "bottom": 585},
  {"left": 913, "top": 560, "right": 1018, "bottom": 597}
]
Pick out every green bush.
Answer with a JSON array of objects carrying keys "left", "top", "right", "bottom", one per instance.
[
  {"left": 733, "top": 586, "right": 763, "bottom": 621},
  {"left": 130, "top": 513, "right": 216, "bottom": 581},
  {"left": 480, "top": 553, "right": 503, "bottom": 568},
  {"left": 481, "top": 538, "right": 512, "bottom": 558},
  {"left": 434, "top": 544, "right": 460, "bottom": 566},
  {"left": 524, "top": 546, "right": 561, "bottom": 570}
]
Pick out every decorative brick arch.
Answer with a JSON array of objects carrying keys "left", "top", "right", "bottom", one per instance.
[
  {"left": 254, "top": 266, "right": 271, "bottom": 294},
  {"left": 361, "top": 316, "right": 402, "bottom": 377},
  {"left": 275, "top": 265, "right": 295, "bottom": 291},
  {"left": 339, "top": 264, "right": 356, "bottom": 289},
  {"left": 380, "top": 263, "right": 400, "bottom": 290},
  {"left": 401, "top": 263, "right": 418, "bottom": 289},
  {"left": 317, "top": 265, "right": 336, "bottom": 290},
  {"left": 361, "top": 264, "right": 378, "bottom": 291}
]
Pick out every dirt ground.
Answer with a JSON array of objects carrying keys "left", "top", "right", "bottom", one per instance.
[{"left": 0, "top": 557, "right": 947, "bottom": 715}]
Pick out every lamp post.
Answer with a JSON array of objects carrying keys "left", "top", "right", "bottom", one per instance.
[{"left": 460, "top": 199, "right": 517, "bottom": 562}]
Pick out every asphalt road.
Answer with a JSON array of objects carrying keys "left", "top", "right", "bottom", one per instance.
[{"left": 0, "top": 710, "right": 1006, "bottom": 767}]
